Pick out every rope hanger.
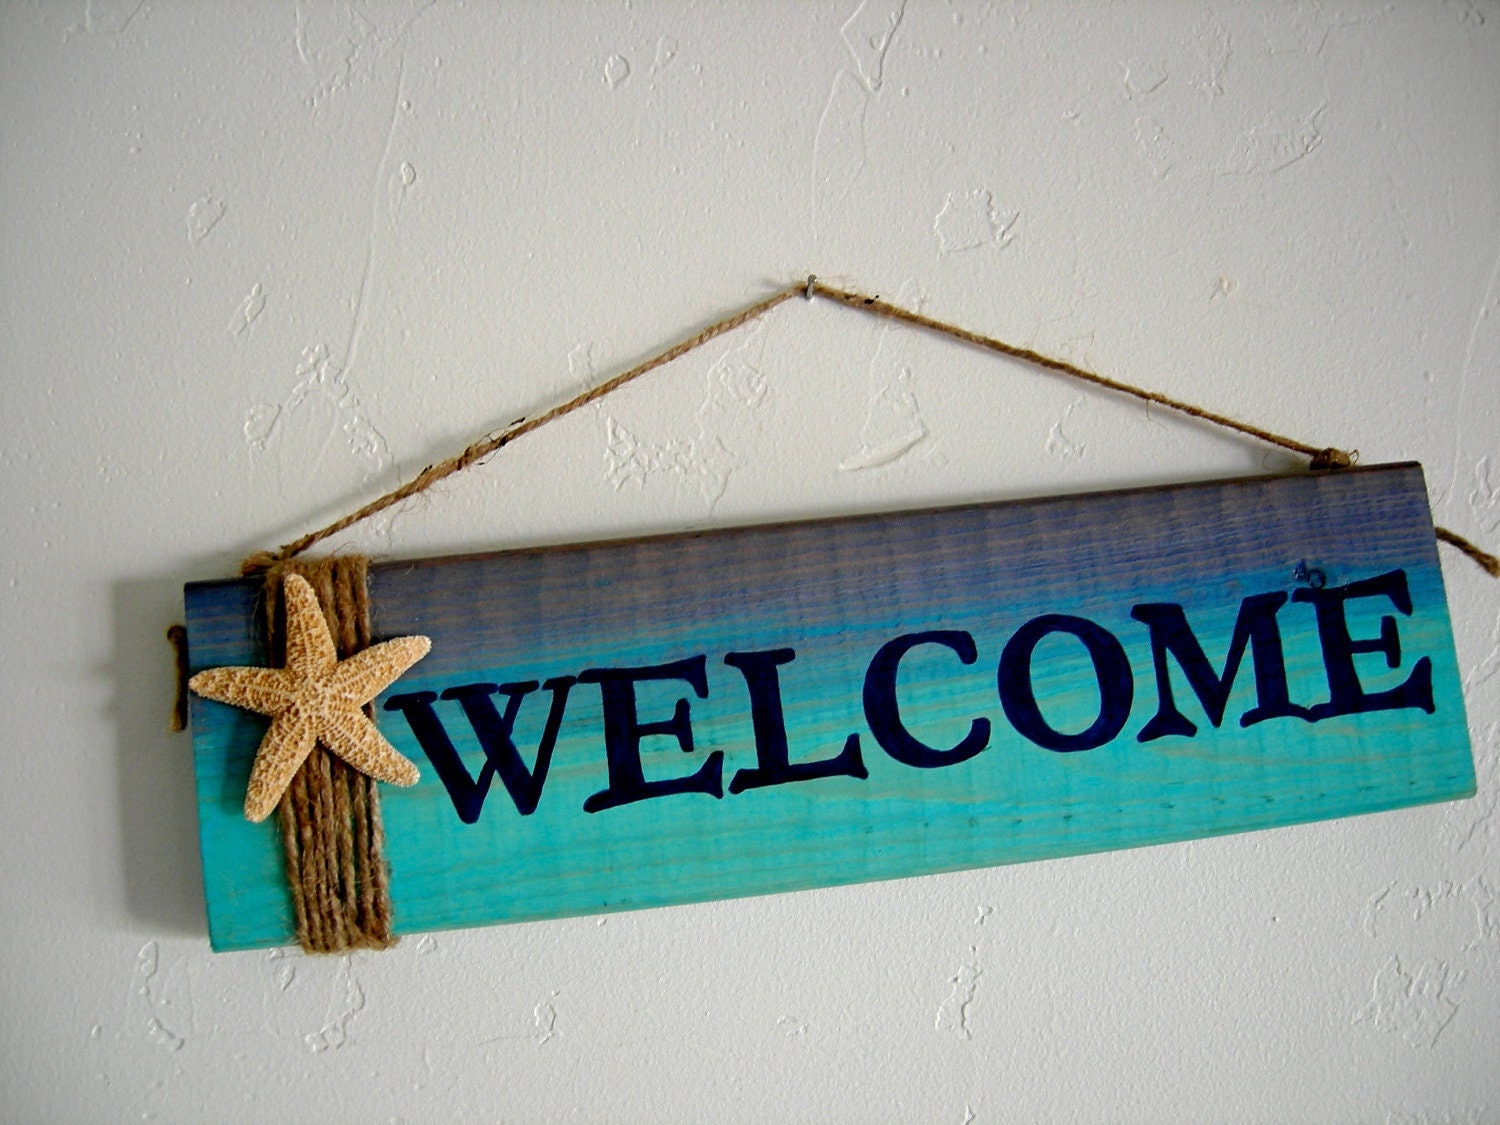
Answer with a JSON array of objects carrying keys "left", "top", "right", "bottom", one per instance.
[{"left": 241, "top": 277, "right": 1498, "bottom": 579}]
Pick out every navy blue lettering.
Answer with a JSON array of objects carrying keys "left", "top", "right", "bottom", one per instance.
[
  {"left": 383, "top": 677, "right": 576, "bottom": 822},
  {"left": 1291, "top": 568, "right": 1434, "bottom": 719},
  {"left": 864, "top": 631, "right": 991, "bottom": 767},
  {"left": 1130, "top": 593, "right": 1311, "bottom": 741},
  {"left": 578, "top": 655, "right": 722, "bottom": 812},
  {"left": 724, "top": 648, "right": 866, "bottom": 793},
  {"left": 998, "top": 614, "right": 1132, "bottom": 752}
]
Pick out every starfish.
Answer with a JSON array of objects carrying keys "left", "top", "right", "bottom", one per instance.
[{"left": 189, "top": 573, "right": 430, "bottom": 822}]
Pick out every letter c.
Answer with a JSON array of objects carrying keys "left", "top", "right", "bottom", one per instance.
[{"left": 863, "top": 630, "right": 991, "bottom": 768}]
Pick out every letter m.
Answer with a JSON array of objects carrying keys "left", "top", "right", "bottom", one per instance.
[{"left": 1131, "top": 593, "right": 1310, "bottom": 742}]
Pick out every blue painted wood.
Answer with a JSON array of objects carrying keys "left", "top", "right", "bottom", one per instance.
[{"left": 185, "top": 464, "right": 1475, "bottom": 951}]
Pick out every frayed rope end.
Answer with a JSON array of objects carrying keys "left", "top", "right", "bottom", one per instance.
[
  {"left": 1436, "top": 526, "right": 1500, "bottom": 579},
  {"left": 167, "top": 624, "right": 189, "bottom": 732}
]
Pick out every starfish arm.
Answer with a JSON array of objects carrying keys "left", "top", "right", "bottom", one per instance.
[
  {"left": 281, "top": 573, "right": 337, "bottom": 678},
  {"left": 243, "top": 707, "right": 320, "bottom": 822},
  {"left": 320, "top": 709, "right": 421, "bottom": 787},
  {"left": 189, "top": 666, "right": 292, "bottom": 715},
  {"left": 327, "top": 635, "right": 432, "bottom": 704}
]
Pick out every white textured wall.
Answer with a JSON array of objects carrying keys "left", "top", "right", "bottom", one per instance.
[{"left": 2, "top": 2, "right": 1497, "bottom": 1121}]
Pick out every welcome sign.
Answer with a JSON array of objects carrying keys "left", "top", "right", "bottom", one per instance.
[{"left": 184, "top": 463, "right": 1475, "bottom": 951}]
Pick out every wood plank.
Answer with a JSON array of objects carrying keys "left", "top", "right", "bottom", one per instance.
[{"left": 184, "top": 463, "right": 1475, "bottom": 951}]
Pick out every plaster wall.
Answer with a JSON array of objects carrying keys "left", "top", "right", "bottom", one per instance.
[{"left": 1, "top": 2, "right": 1497, "bottom": 1122}]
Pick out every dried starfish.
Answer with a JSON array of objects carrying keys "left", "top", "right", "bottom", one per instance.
[{"left": 189, "top": 573, "right": 430, "bottom": 822}]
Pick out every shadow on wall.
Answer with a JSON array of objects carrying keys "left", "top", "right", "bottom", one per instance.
[{"left": 111, "top": 575, "right": 207, "bottom": 938}]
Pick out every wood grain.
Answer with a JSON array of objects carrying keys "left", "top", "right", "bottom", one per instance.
[{"left": 185, "top": 464, "right": 1474, "bottom": 951}]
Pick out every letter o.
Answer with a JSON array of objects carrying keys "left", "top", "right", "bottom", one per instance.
[{"left": 998, "top": 614, "right": 1133, "bottom": 752}]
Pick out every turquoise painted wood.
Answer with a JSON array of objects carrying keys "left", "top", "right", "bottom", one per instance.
[{"left": 185, "top": 464, "right": 1475, "bottom": 951}]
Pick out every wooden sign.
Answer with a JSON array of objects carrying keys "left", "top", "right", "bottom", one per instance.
[{"left": 184, "top": 463, "right": 1474, "bottom": 951}]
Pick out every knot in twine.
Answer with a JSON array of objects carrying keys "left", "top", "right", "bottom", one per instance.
[{"left": 1310, "top": 448, "right": 1356, "bottom": 472}]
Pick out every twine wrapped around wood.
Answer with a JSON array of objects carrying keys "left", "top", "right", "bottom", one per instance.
[{"left": 255, "top": 556, "right": 397, "bottom": 953}]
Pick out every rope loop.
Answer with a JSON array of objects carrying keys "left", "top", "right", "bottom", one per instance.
[{"left": 235, "top": 278, "right": 1494, "bottom": 581}]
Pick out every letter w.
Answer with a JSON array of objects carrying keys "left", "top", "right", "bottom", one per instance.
[
  {"left": 1131, "top": 593, "right": 1311, "bottom": 741},
  {"left": 384, "top": 678, "right": 576, "bottom": 822}
]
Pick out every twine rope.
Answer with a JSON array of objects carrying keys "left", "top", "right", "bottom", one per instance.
[
  {"left": 260, "top": 556, "right": 397, "bottom": 953},
  {"left": 810, "top": 283, "right": 1355, "bottom": 470},
  {"left": 242, "top": 277, "right": 1496, "bottom": 578},
  {"left": 247, "top": 285, "right": 805, "bottom": 571}
]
